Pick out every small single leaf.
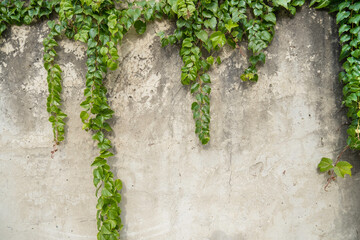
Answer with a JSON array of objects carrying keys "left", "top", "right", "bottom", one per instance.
[
  {"left": 200, "top": 73, "right": 211, "bottom": 83},
  {"left": 263, "top": 13, "right": 276, "bottom": 24},
  {"left": 80, "top": 111, "right": 89, "bottom": 122},
  {"left": 91, "top": 157, "right": 107, "bottom": 167},
  {"left": 225, "top": 20, "right": 238, "bottom": 32},
  {"left": 273, "top": 0, "right": 291, "bottom": 9},
  {"left": 102, "top": 187, "right": 113, "bottom": 197},
  {"left": 206, "top": 56, "right": 214, "bottom": 65},
  {"left": 318, "top": 157, "right": 333, "bottom": 172},
  {"left": 134, "top": 20, "right": 146, "bottom": 35},
  {"left": 210, "top": 31, "right": 226, "bottom": 48},
  {"left": 100, "top": 47, "right": 108, "bottom": 56},
  {"left": 336, "top": 11, "right": 350, "bottom": 24},
  {"left": 195, "top": 30, "right": 208, "bottom": 42},
  {"left": 335, "top": 161, "right": 353, "bottom": 177},
  {"left": 349, "top": 14, "right": 360, "bottom": 25},
  {"left": 204, "top": 17, "right": 217, "bottom": 30},
  {"left": 114, "top": 179, "right": 122, "bottom": 190},
  {"left": 216, "top": 56, "right": 221, "bottom": 64},
  {"left": 191, "top": 82, "right": 200, "bottom": 93}
]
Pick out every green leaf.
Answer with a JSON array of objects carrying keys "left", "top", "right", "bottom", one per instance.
[
  {"left": 89, "top": 28, "right": 98, "bottom": 39},
  {"left": 195, "top": 30, "right": 208, "bottom": 42},
  {"left": 204, "top": 17, "right": 217, "bottom": 30},
  {"left": 318, "top": 157, "right": 333, "bottom": 172},
  {"left": 338, "top": 24, "right": 350, "bottom": 36},
  {"left": 98, "top": 142, "right": 112, "bottom": 150},
  {"left": 263, "top": 13, "right": 276, "bottom": 24},
  {"left": 206, "top": 56, "right": 214, "bottom": 65},
  {"left": 102, "top": 187, "right": 113, "bottom": 197},
  {"left": 100, "top": 47, "right": 108, "bottom": 56},
  {"left": 314, "top": 0, "right": 330, "bottom": 9},
  {"left": 201, "top": 136, "right": 210, "bottom": 145},
  {"left": 225, "top": 20, "right": 238, "bottom": 32},
  {"left": 91, "top": 157, "right": 107, "bottom": 167},
  {"left": 349, "top": 2, "right": 360, "bottom": 12},
  {"left": 273, "top": 0, "right": 291, "bottom": 9},
  {"left": 101, "top": 224, "right": 112, "bottom": 234},
  {"left": 216, "top": 56, "right": 221, "bottom": 64},
  {"left": 334, "top": 161, "right": 353, "bottom": 178},
  {"left": 134, "top": 20, "right": 146, "bottom": 35},
  {"left": 260, "top": 31, "right": 272, "bottom": 42},
  {"left": 114, "top": 179, "right": 122, "bottom": 191},
  {"left": 200, "top": 73, "right": 211, "bottom": 83},
  {"left": 336, "top": 11, "right": 350, "bottom": 24},
  {"left": 338, "top": 1, "right": 351, "bottom": 11},
  {"left": 203, "top": 1, "right": 218, "bottom": 13},
  {"left": 352, "top": 49, "right": 360, "bottom": 58},
  {"left": 349, "top": 14, "right": 360, "bottom": 25},
  {"left": 210, "top": 31, "right": 226, "bottom": 48},
  {"left": 80, "top": 111, "right": 89, "bottom": 122},
  {"left": 100, "top": 150, "right": 114, "bottom": 158},
  {"left": 191, "top": 82, "right": 199, "bottom": 93},
  {"left": 107, "top": 61, "right": 118, "bottom": 71}
]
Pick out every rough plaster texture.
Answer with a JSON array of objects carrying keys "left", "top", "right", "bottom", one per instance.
[{"left": 1, "top": 5, "right": 360, "bottom": 240}]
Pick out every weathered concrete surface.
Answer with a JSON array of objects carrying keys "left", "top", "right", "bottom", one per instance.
[{"left": 1, "top": 6, "right": 360, "bottom": 240}]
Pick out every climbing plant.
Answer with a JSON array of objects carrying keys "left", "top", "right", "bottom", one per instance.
[
  {"left": 0, "top": 0, "right": 359, "bottom": 238},
  {"left": 313, "top": 0, "right": 359, "bottom": 187}
]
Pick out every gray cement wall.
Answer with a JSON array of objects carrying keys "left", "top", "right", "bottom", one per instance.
[{"left": 1, "top": 5, "right": 360, "bottom": 240}]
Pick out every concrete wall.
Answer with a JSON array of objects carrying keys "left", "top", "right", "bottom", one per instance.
[{"left": 1, "top": 5, "right": 360, "bottom": 240}]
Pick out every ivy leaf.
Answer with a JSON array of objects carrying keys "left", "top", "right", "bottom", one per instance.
[
  {"left": 203, "top": 1, "right": 218, "bottom": 13},
  {"left": 273, "top": 0, "right": 291, "bottom": 9},
  {"left": 349, "top": 2, "right": 360, "bottom": 12},
  {"left": 260, "top": 31, "right": 272, "bottom": 42},
  {"left": 100, "top": 47, "right": 108, "bottom": 56},
  {"left": 204, "top": 17, "right": 217, "bottom": 30},
  {"left": 216, "top": 56, "right": 221, "bottom": 64},
  {"left": 318, "top": 157, "right": 333, "bottom": 172},
  {"left": 114, "top": 179, "right": 122, "bottom": 191},
  {"left": 338, "top": 24, "right": 350, "bottom": 36},
  {"left": 191, "top": 82, "right": 199, "bottom": 93},
  {"left": 314, "top": 0, "right": 330, "bottom": 9},
  {"left": 225, "top": 20, "right": 238, "bottom": 32},
  {"left": 91, "top": 157, "right": 107, "bottom": 167},
  {"left": 349, "top": 14, "right": 360, "bottom": 25},
  {"left": 195, "top": 30, "right": 208, "bottom": 42},
  {"left": 200, "top": 73, "right": 211, "bottom": 83},
  {"left": 210, "top": 31, "right": 226, "bottom": 48},
  {"left": 102, "top": 187, "right": 113, "bottom": 197},
  {"left": 263, "top": 13, "right": 276, "bottom": 24},
  {"left": 334, "top": 161, "right": 353, "bottom": 178},
  {"left": 206, "top": 56, "right": 214, "bottom": 65},
  {"left": 336, "top": 11, "right": 350, "bottom": 24},
  {"left": 80, "top": 111, "right": 89, "bottom": 122},
  {"left": 134, "top": 20, "right": 146, "bottom": 35}
]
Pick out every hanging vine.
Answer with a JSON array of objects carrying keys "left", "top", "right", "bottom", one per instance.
[{"left": 0, "top": 0, "right": 359, "bottom": 238}]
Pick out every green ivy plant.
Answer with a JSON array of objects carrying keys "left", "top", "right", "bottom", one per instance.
[
  {"left": 310, "top": 0, "right": 359, "bottom": 188},
  {"left": 0, "top": 0, "right": 359, "bottom": 238}
]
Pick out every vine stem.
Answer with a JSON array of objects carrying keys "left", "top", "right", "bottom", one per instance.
[{"left": 324, "top": 145, "right": 350, "bottom": 190}]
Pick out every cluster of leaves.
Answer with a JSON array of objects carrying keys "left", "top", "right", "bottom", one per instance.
[
  {"left": 43, "top": 20, "right": 67, "bottom": 144},
  {"left": 311, "top": 0, "right": 360, "bottom": 180},
  {"left": 157, "top": 0, "right": 305, "bottom": 143},
  {"left": 0, "top": 0, "right": 60, "bottom": 35},
  {"left": 48, "top": 0, "right": 165, "bottom": 239},
  {"left": 318, "top": 151, "right": 352, "bottom": 190},
  {"left": 318, "top": 156, "right": 352, "bottom": 178}
]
